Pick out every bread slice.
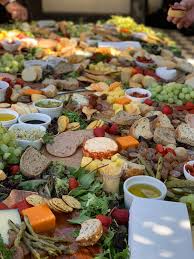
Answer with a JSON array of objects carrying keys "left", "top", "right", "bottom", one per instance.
[
  {"left": 22, "top": 67, "right": 37, "bottom": 82},
  {"left": 76, "top": 219, "right": 103, "bottom": 247},
  {"left": 20, "top": 147, "right": 50, "bottom": 178},
  {"left": 83, "top": 137, "right": 118, "bottom": 159},
  {"left": 176, "top": 123, "right": 194, "bottom": 146},
  {"left": 123, "top": 162, "right": 145, "bottom": 179},
  {"left": 130, "top": 117, "right": 153, "bottom": 140},
  {"left": 153, "top": 127, "right": 176, "bottom": 146},
  {"left": 152, "top": 114, "right": 174, "bottom": 129}
]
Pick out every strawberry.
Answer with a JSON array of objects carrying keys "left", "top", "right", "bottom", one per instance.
[
  {"left": 9, "top": 165, "right": 20, "bottom": 175},
  {"left": 166, "top": 147, "right": 176, "bottom": 156},
  {"left": 15, "top": 78, "right": 25, "bottom": 86},
  {"left": 94, "top": 127, "right": 105, "bottom": 137},
  {"left": 68, "top": 177, "right": 79, "bottom": 190},
  {"left": 2, "top": 77, "right": 12, "bottom": 84},
  {"left": 108, "top": 123, "right": 119, "bottom": 135},
  {"left": 111, "top": 208, "right": 129, "bottom": 225},
  {"left": 155, "top": 144, "right": 164, "bottom": 154},
  {"left": 102, "top": 124, "right": 109, "bottom": 133},
  {"left": 96, "top": 214, "right": 112, "bottom": 228},
  {"left": 144, "top": 99, "right": 154, "bottom": 106},
  {"left": 161, "top": 105, "right": 173, "bottom": 115},
  {"left": 185, "top": 102, "right": 194, "bottom": 110},
  {"left": 132, "top": 66, "right": 144, "bottom": 75}
]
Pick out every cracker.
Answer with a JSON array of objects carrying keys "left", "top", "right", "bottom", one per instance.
[
  {"left": 26, "top": 194, "right": 46, "bottom": 206},
  {"left": 47, "top": 200, "right": 62, "bottom": 213},
  {"left": 62, "top": 195, "right": 81, "bottom": 209},
  {"left": 67, "top": 122, "right": 80, "bottom": 131},
  {"left": 51, "top": 198, "right": 73, "bottom": 212}
]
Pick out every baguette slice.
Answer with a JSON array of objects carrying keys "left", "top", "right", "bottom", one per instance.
[
  {"left": 20, "top": 147, "right": 50, "bottom": 178},
  {"left": 22, "top": 67, "right": 37, "bottom": 82},
  {"left": 152, "top": 114, "right": 174, "bottom": 129},
  {"left": 154, "top": 127, "right": 176, "bottom": 145},
  {"left": 76, "top": 219, "right": 103, "bottom": 247},
  {"left": 130, "top": 117, "right": 153, "bottom": 140},
  {"left": 176, "top": 123, "right": 194, "bottom": 146}
]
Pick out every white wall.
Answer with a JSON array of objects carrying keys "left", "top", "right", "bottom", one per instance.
[
  {"left": 42, "top": 0, "right": 163, "bottom": 14},
  {"left": 42, "top": 0, "right": 130, "bottom": 14}
]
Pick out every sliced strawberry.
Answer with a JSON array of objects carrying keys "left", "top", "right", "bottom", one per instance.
[
  {"left": 15, "top": 78, "right": 25, "bottom": 86},
  {"left": 96, "top": 214, "right": 112, "bottom": 228},
  {"left": 93, "top": 127, "right": 105, "bottom": 137},
  {"left": 68, "top": 177, "right": 79, "bottom": 190},
  {"left": 144, "top": 99, "right": 154, "bottom": 106},
  {"left": 161, "top": 105, "right": 173, "bottom": 115},
  {"left": 9, "top": 165, "right": 20, "bottom": 175},
  {"left": 108, "top": 123, "right": 119, "bottom": 135}
]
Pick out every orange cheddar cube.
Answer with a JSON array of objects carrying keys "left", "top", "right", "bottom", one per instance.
[
  {"left": 115, "top": 136, "right": 139, "bottom": 150},
  {"left": 115, "top": 97, "right": 131, "bottom": 105},
  {"left": 22, "top": 204, "right": 56, "bottom": 233}
]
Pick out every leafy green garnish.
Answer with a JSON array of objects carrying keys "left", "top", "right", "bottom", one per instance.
[
  {"left": 0, "top": 235, "right": 13, "bottom": 259},
  {"left": 95, "top": 229, "right": 129, "bottom": 259},
  {"left": 63, "top": 110, "right": 87, "bottom": 129},
  {"left": 55, "top": 178, "right": 69, "bottom": 197},
  {"left": 42, "top": 133, "right": 55, "bottom": 144}
]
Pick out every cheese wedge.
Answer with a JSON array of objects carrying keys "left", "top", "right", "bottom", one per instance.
[{"left": 0, "top": 209, "right": 21, "bottom": 244}]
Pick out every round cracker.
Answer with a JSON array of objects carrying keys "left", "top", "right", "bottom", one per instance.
[
  {"left": 47, "top": 200, "right": 62, "bottom": 213},
  {"left": 51, "top": 198, "right": 73, "bottom": 212},
  {"left": 26, "top": 194, "right": 46, "bottom": 206},
  {"left": 62, "top": 195, "right": 81, "bottom": 209}
]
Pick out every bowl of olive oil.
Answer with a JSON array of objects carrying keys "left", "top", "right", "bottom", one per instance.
[
  {"left": 0, "top": 109, "right": 19, "bottom": 128},
  {"left": 123, "top": 176, "right": 167, "bottom": 209}
]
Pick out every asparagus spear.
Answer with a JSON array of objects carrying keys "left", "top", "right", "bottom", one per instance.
[
  {"left": 166, "top": 180, "right": 194, "bottom": 188},
  {"left": 14, "top": 222, "right": 26, "bottom": 247},
  {"left": 138, "top": 155, "right": 155, "bottom": 177},
  {"left": 156, "top": 156, "right": 163, "bottom": 180},
  {"left": 23, "top": 238, "right": 41, "bottom": 259}
]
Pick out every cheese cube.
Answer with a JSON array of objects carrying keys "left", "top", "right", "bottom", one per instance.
[
  {"left": 22, "top": 204, "right": 56, "bottom": 233},
  {"left": 116, "top": 136, "right": 139, "bottom": 150},
  {"left": 0, "top": 209, "right": 21, "bottom": 244}
]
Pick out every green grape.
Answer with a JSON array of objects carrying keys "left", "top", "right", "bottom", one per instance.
[
  {"left": 3, "top": 153, "right": 11, "bottom": 160},
  {"left": 177, "top": 100, "right": 183, "bottom": 105},
  {"left": 168, "top": 98, "right": 174, "bottom": 104},
  {"left": 185, "top": 94, "right": 191, "bottom": 101},
  {"left": 179, "top": 93, "right": 185, "bottom": 100},
  {"left": 0, "top": 162, "right": 4, "bottom": 170},
  {"left": 182, "top": 88, "right": 189, "bottom": 94},
  {"left": 2, "top": 133, "right": 10, "bottom": 145},
  {"left": 14, "top": 148, "right": 22, "bottom": 157},
  {"left": 0, "top": 144, "right": 8, "bottom": 153},
  {"left": 191, "top": 92, "right": 194, "bottom": 98}
]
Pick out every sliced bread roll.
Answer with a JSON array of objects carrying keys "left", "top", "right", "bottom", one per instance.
[
  {"left": 20, "top": 147, "right": 50, "bottom": 178},
  {"left": 153, "top": 127, "right": 176, "bottom": 145},
  {"left": 76, "top": 219, "right": 103, "bottom": 247},
  {"left": 130, "top": 117, "right": 153, "bottom": 140},
  {"left": 152, "top": 114, "right": 174, "bottom": 129},
  {"left": 176, "top": 123, "right": 194, "bottom": 146}
]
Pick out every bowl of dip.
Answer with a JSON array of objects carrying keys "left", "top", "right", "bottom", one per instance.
[
  {"left": 0, "top": 81, "right": 9, "bottom": 102},
  {"left": 18, "top": 113, "right": 51, "bottom": 129},
  {"left": 123, "top": 175, "right": 167, "bottom": 209},
  {"left": 0, "top": 109, "right": 18, "bottom": 128},
  {"left": 34, "top": 99, "right": 63, "bottom": 119}
]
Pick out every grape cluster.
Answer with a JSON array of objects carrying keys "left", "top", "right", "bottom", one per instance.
[
  {"left": 0, "top": 125, "right": 23, "bottom": 170},
  {"left": 149, "top": 82, "right": 194, "bottom": 105},
  {"left": 0, "top": 53, "right": 24, "bottom": 74}
]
